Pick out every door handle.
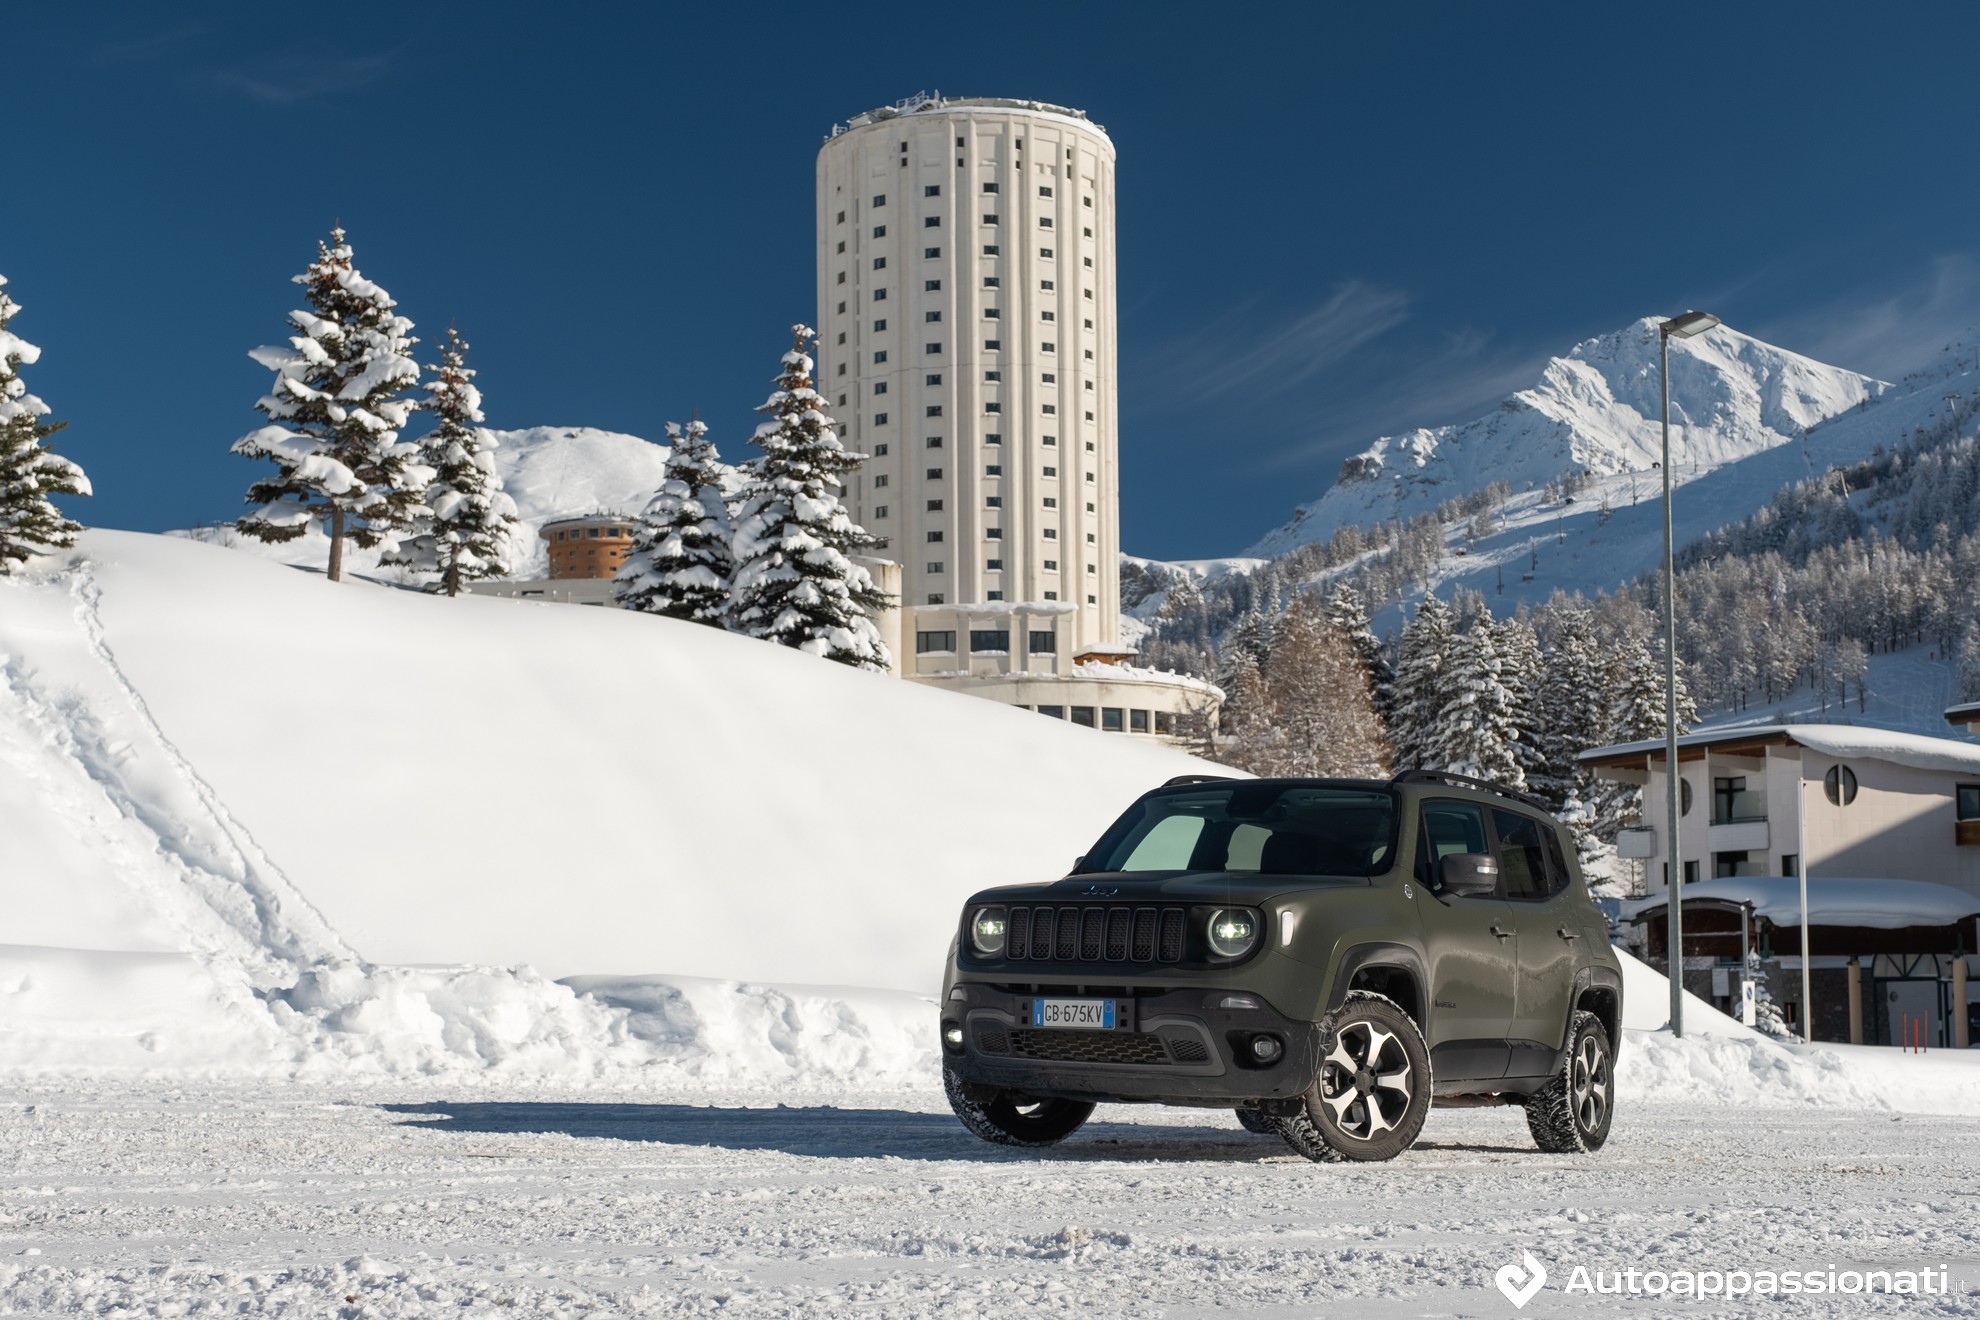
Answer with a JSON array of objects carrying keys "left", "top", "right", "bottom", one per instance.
[
  {"left": 1490, "top": 925, "right": 1512, "bottom": 939},
  {"left": 1557, "top": 927, "right": 1581, "bottom": 941}
]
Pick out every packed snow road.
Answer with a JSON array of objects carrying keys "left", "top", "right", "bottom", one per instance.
[{"left": 3, "top": 1083, "right": 1975, "bottom": 1318}]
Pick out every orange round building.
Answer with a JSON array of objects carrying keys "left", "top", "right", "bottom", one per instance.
[{"left": 542, "top": 513, "right": 636, "bottom": 580}]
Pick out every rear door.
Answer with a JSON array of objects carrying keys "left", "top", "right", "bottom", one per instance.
[
  {"left": 1412, "top": 799, "right": 1516, "bottom": 1081},
  {"left": 1494, "top": 809, "right": 1579, "bottom": 1077}
]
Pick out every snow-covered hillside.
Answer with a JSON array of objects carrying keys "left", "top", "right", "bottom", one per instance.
[
  {"left": 179, "top": 425, "right": 673, "bottom": 578},
  {"left": 1, "top": 530, "right": 1215, "bottom": 1074},
  {"left": 1248, "top": 318, "right": 1885, "bottom": 558}
]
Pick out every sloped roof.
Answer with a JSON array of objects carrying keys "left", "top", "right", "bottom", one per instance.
[
  {"left": 1623, "top": 875, "right": 1980, "bottom": 930},
  {"left": 1580, "top": 723, "right": 1980, "bottom": 776}
]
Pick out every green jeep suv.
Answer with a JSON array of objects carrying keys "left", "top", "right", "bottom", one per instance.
[{"left": 939, "top": 771, "right": 1623, "bottom": 1163}]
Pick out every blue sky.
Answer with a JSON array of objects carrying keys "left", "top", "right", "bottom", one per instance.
[{"left": 11, "top": 2, "right": 1980, "bottom": 559}]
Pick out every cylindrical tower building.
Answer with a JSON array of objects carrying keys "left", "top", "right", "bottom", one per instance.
[{"left": 816, "top": 95, "right": 1120, "bottom": 661}]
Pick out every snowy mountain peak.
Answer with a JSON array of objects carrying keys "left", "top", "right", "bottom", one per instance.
[{"left": 1248, "top": 318, "right": 1887, "bottom": 557}]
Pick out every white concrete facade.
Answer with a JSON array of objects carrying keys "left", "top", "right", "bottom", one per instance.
[
  {"left": 1582, "top": 726, "right": 1980, "bottom": 903},
  {"left": 816, "top": 95, "right": 1120, "bottom": 655}
]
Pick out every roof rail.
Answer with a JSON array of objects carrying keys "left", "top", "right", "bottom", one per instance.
[
  {"left": 1390, "top": 768, "right": 1549, "bottom": 812},
  {"left": 1162, "top": 773, "right": 1237, "bottom": 787}
]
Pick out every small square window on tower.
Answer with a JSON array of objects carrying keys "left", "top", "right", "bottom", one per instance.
[{"left": 872, "top": 194, "right": 886, "bottom": 207}]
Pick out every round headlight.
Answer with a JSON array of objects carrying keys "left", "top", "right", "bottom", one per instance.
[
  {"left": 970, "top": 906, "right": 1007, "bottom": 956},
  {"left": 1206, "top": 908, "right": 1260, "bottom": 960}
]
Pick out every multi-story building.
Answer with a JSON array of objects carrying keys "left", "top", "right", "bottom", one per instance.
[{"left": 816, "top": 93, "right": 1214, "bottom": 735}]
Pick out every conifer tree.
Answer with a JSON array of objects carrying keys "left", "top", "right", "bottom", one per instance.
[
  {"left": 0, "top": 274, "right": 88, "bottom": 572},
  {"left": 383, "top": 327, "right": 520, "bottom": 595},
  {"left": 615, "top": 419, "right": 736, "bottom": 625},
  {"left": 1390, "top": 595, "right": 1456, "bottom": 769},
  {"left": 1259, "top": 595, "right": 1391, "bottom": 777},
  {"left": 729, "top": 325, "right": 892, "bottom": 668},
  {"left": 1494, "top": 615, "right": 1545, "bottom": 788},
  {"left": 1325, "top": 581, "right": 1395, "bottom": 726},
  {"left": 234, "top": 227, "right": 429, "bottom": 582},
  {"left": 1433, "top": 618, "right": 1525, "bottom": 788}
]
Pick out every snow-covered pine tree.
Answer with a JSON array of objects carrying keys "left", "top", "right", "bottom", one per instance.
[
  {"left": 234, "top": 228, "right": 430, "bottom": 582},
  {"left": 1495, "top": 615, "right": 1545, "bottom": 789},
  {"left": 729, "top": 325, "right": 892, "bottom": 668},
  {"left": 0, "top": 274, "right": 89, "bottom": 573},
  {"left": 1215, "top": 650, "right": 1279, "bottom": 774},
  {"left": 1261, "top": 594, "right": 1390, "bottom": 777},
  {"left": 382, "top": 327, "right": 520, "bottom": 595},
  {"left": 1324, "top": 581, "right": 1395, "bottom": 726},
  {"left": 1433, "top": 617, "right": 1525, "bottom": 789},
  {"left": 1390, "top": 595, "right": 1456, "bottom": 770},
  {"left": 1958, "top": 621, "right": 1980, "bottom": 700},
  {"left": 615, "top": 419, "right": 735, "bottom": 625}
]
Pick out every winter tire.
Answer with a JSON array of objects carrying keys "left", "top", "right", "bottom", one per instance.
[
  {"left": 943, "top": 1063, "right": 1095, "bottom": 1147},
  {"left": 1525, "top": 1009, "right": 1614, "bottom": 1153},
  {"left": 1234, "top": 1106, "right": 1279, "bottom": 1135},
  {"left": 1277, "top": 991, "right": 1430, "bottom": 1164}
]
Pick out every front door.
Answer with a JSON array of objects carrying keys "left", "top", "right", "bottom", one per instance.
[{"left": 1414, "top": 799, "right": 1517, "bottom": 1082}]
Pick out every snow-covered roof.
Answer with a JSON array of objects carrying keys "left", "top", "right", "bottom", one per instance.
[
  {"left": 1622, "top": 876, "right": 1980, "bottom": 930},
  {"left": 827, "top": 93, "right": 1107, "bottom": 142},
  {"left": 1581, "top": 723, "right": 1980, "bottom": 776},
  {"left": 1947, "top": 701, "right": 1980, "bottom": 728}
]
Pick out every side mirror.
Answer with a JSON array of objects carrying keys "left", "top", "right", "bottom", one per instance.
[{"left": 1439, "top": 853, "right": 1500, "bottom": 897}]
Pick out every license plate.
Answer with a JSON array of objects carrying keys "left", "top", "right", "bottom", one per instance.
[{"left": 1031, "top": 998, "right": 1118, "bottom": 1029}]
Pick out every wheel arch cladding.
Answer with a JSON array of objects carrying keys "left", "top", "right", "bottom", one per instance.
[
  {"left": 1326, "top": 943, "right": 1427, "bottom": 1027},
  {"left": 1569, "top": 965, "right": 1623, "bottom": 1059}
]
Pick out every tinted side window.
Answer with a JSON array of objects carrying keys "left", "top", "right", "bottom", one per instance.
[
  {"left": 1420, "top": 800, "right": 1489, "bottom": 890},
  {"left": 1492, "top": 809, "right": 1557, "bottom": 900}
]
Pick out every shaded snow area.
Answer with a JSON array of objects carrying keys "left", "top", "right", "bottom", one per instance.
[
  {"left": 3, "top": 1085, "right": 1977, "bottom": 1317},
  {"left": 174, "top": 425, "right": 673, "bottom": 580}
]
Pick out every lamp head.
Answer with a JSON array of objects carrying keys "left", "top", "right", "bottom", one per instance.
[{"left": 1660, "top": 311, "right": 1721, "bottom": 340}]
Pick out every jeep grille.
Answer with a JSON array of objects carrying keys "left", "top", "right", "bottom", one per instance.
[{"left": 1005, "top": 905, "right": 1186, "bottom": 965}]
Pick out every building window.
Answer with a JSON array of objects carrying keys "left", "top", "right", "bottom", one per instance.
[
  {"left": 984, "top": 308, "right": 1001, "bottom": 320},
  {"left": 1101, "top": 708, "right": 1123, "bottom": 731},
  {"left": 985, "top": 401, "right": 1002, "bottom": 413},
  {"left": 1042, "top": 435, "right": 1056, "bottom": 447},
  {"left": 925, "top": 342, "right": 942, "bottom": 354},
  {"left": 1041, "top": 279, "right": 1055, "bottom": 291},
  {"left": 1130, "top": 710, "right": 1150, "bottom": 733},
  {"left": 1085, "top": 502, "right": 1095, "bottom": 512},
  {"left": 1960, "top": 785, "right": 1980, "bottom": 820},
  {"left": 985, "top": 496, "right": 1002, "bottom": 508},
  {"left": 1028, "top": 630, "right": 1056, "bottom": 654},
  {"left": 925, "top": 373, "right": 942, "bottom": 385},
  {"left": 873, "top": 382, "right": 887, "bottom": 394},
  {"left": 873, "top": 475, "right": 889, "bottom": 488},
  {"left": 1086, "top": 563, "right": 1097, "bottom": 575},
  {"left": 984, "top": 339, "right": 1001, "bottom": 350},
  {"left": 984, "top": 370, "right": 1002, "bottom": 382},
  {"left": 1086, "top": 532, "right": 1096, "bottom": 543},
  {"left": 1040, "top": 247, "right": 1054, "bottom": 259},
  {"left": 982, "top": 214, "right": 999, "bottom": 225},
  {"left": 874, "top": 412, "right": 888, "bottom": 424},
  {"left": 1781, "top": 853, "right": 1798, "bottom": 876},
  {"left": 836, "top": 271, "right": 846, "bottom": 285},
  {"left": 986, "top": 558, "right": 1003, "bottom": 570},
  {"left": 873, "top": 318, "right": 886, "bottom": 331},
  {"left": 924, "top": 184, "right": 941, "bottom": 197},
  {"left": 927, "top": 593, "right": 945, "bottom": 605},
  {"left": 1039, "top": 185, "right": 1054, "bottom": 198},
  {"left": 1713, "top": 776, "right": 1764, "bottom": 824},
  {"left": 1043, "top": 528, "right": 1058, "bottom": 540},
  {"left": 1043, "top": 466, "right": 1057, "bottom": 478},
  {"left": 983, "top": 276, "right": 1001, "bottom": 288},
  {"left": 1043, "top": 558, "right": 1057, "bottom": 570},
  {"left": 1041, "top": 341, "right": 1055, "bottom": 353},
  {"left": 873, "top": 444, "right": 889, "bottom": 456},
  {"left": 836, "top": 362, "right": 846, "bottom": 376},
  {"left": 924, "top": 279, "right": 941, "bottom": 292},
  {"left": 873, "top": 350, "right": 888, "bottom": 364},
  {"left": 1043, "top": 496, "right": 1057, "bottom": 508},
  {"left": 982, "top": 244, "right": 1000, "bottom": 256},
  {"left": 925, "top": 246, "right": 941, "bottom": 258},
  {"left": 1041, "top": 372, "right": 1056, "bottom": 383},
  {"left": 1041, "top": 311, "right": 1056, "bottom": 322},
  {"left": 1038, "top": 705, "right": 1065, "bottom": 719},
  {"left": 982, "top": 182, "right": 998, "bottom": 193},
  {"left": 1082, "top": 226, "right": 1092, "bottom": 237},
  {"left": 836, "top": 301, "right": 845, "bottom": 313},
  {"left": 1084, "top": 288, "right": 1094, "bottom": 300},
  {"left": 1154, "top": 711, "right": 1174, "bottom": 735},
  {"left": 985, "top": 464, "right": 1002, "bottom": 476},
  {"left": 985, "top": 527, "right": 1003, "bottom": 540},
  {"left": 872, "top": 194, "right": 886, "bottom": 206},
  {"left": 925, "top": 311, "right": 942, "bottom": 322},
  {"left": 926, "top": 405, "right": 943, "bottom": 417},
  {"left": 1084, "top": 256, "right": 1093, "bottom": 267},
  {"left": 987, "top": 590, "right": 1004, "bottom": 601},
  {"left": 926, "top": 561, "right": 944, "bottom": 573},
  {"left": 970, "top": 629, "right": 1011, "bottom": 653},
  {"left": 926, "top": 467, "right": 943, "bottom": 480},
  {"left": 916, "top": 630, "right": 956, "bottom": 654},
  {"left": 924, "top": 215, "right": 941, "bottom": 228},
  {"left": 1042, "top": 404, "right": 1057, "bottom": 415},
  {"left": 1044, "top": 591, "right": 1059, "bottom": 600},
  {"left": 926, "top": 530, "right": 944, "bottom": 543},
  {"left": 984, "top": 433, "right": 1002, "bottom": 445},
  {"left": 836, "top": 210, "right": 845, "bottom": 223},
  {"left": 926, "top": 499, "right": 943, "bottom": 511},
  {"left": 1087, "top": 594, "right": 1097, "bottom": 604},
  {"left": 926, "top": 436, "right": 943, "bottom": 448},
  {"left": 1824, "top": 765, "right": 1859, "bottom": 806},
  {"left": 873, "top": 288, "right": 887, "bottom": 300},
  {"left": 873, "top": 505, "right": 888, "bottom": 518}
]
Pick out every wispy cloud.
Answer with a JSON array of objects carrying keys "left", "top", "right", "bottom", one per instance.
[
  {"left": 202, "top": 48, "right": 403, "bottom": 106},
  {"left": 1136, "top": 281, "right": 1412, "bottom": 407},
  {"left": 1752, "top": 253, "right": 1980, "bottom": 380}
]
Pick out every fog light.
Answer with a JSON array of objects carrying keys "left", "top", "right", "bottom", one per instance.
[
  {"left": 943, "top": 1024, "right": 965, "bottom": 1048},
  {"left": 1250, "top": 1034, "right": 1283, "bottom": 1064}
]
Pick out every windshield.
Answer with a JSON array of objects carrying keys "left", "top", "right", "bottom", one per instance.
[{"left": 1081, "top": 783, "right": 1398, "bottom": 877}]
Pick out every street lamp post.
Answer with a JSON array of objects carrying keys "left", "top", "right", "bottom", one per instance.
[{"left": 1658, "top": 310, "right": 1719, "bottom": 1038}]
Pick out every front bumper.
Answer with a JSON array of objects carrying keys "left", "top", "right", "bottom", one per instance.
[{"left": 940, "top": 982, "right": 1321, "bottom": 1107}]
